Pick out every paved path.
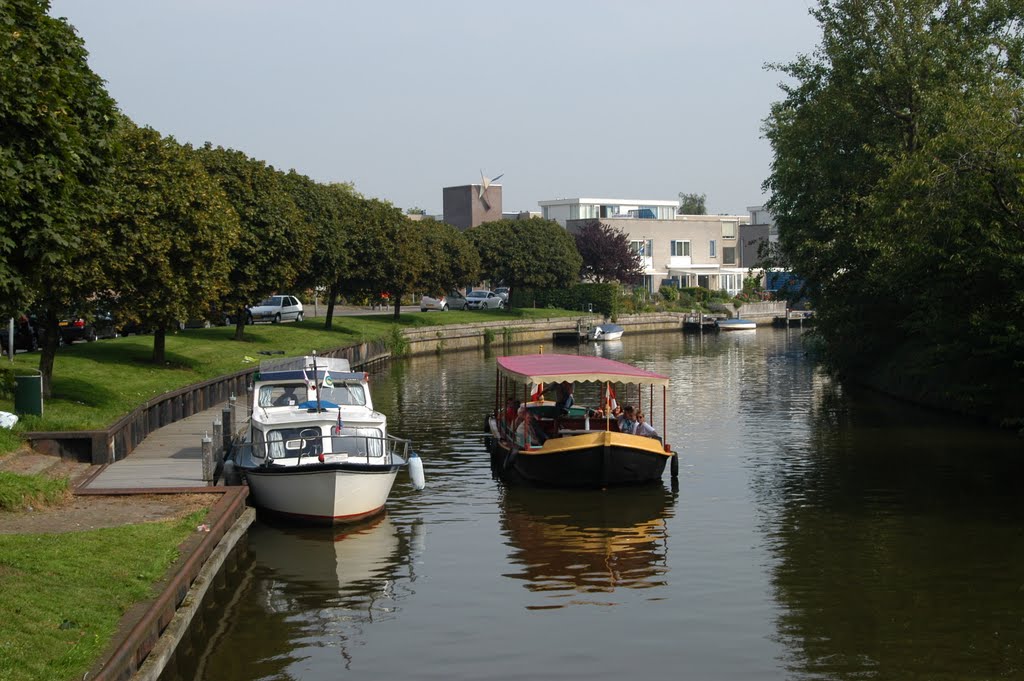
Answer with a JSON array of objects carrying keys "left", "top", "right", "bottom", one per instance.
[{"left": 82, "top": 397, "right": 249, "bottom": 490}]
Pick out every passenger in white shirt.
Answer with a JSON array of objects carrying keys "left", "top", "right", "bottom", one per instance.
[{"left": 634, "top": 411, "right": 661, "bottom": 440}]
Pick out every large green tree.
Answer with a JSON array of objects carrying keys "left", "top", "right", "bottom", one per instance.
[
  {"left": 467, "top": 217, "right": 583, "bottom": 309},
  {"left": 0, "top": 0, "right": 119, "bottom": 396},
  {"left": 104, "top": 120, "right": 240, "bottom": 363},
  {"left": 196, "top": 145, "right": 313, "bottom": 340},
  {"left": 333, "top": 197, "right": 410, "bottom": 316},
  {"left": 677, "top": 192, "right": 707, "bottom": 215},
  {"left": 282, "top": 173, "right": 358, "bottom": 330},
  {"left": 763, "top": 0, "right": 1024, "bottom": 426},
  {"left": 414, "top": 219, "right": 480, "bottom": 301}
]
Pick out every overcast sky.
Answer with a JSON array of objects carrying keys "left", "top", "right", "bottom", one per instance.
[{"left": 49, "top": 1, "right": 822, "bottom": 216}]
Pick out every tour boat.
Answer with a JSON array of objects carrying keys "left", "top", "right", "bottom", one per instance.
[
  {"left": 485, "top": 353, "right": 676, "bottom": 487},
  {"left": 234, "top": 355, "right": 425, "bottom": 523},
  {"left": 716, "top": 318, "right": 757, "bottom": 331},
  {"left": 588, "top": 322, "right": 624, "bottom": 341}
]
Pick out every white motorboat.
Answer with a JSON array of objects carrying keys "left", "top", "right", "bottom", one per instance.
[
  {"left": 716, "top": 318, "right": 757, "bottom": 331},
  {"left": 235, "top": 354, "right": 425, "bottom": 523},
  {"left": 588, "top": 323, "right": 624, "bottom": 341}
]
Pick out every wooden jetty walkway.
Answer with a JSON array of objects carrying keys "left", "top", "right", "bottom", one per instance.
[{"left": 80, "top": 396, "right": 249, "bottom": 491}]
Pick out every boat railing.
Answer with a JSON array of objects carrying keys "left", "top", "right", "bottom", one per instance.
[{"left": 236, "top": 432, "right": 412, "bottom": 466}]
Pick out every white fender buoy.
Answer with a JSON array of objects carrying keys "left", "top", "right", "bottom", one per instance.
[{"left": 408, "top": 450, "right": 426, "bottom": 490}]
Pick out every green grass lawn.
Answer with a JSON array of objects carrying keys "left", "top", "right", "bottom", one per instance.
[
  {"left": 0, "top": 510, "right": 206, "bottom": 681},
  {"left": 0, "top": 472, "right": 69, "bottom": 512},
  {"left": 0, "top": 308, "right": 579, "bottom": 447}
]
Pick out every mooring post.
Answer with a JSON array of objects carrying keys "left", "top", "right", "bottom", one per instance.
[
  {"left": 201, "top": 433, "right": 213, "bottom": 484},
  {"left": 212, "top": 416, "right": 222, "bottom": 450},
  {"left": 222, "top": 405, "right": 232, "bottom": 454}
]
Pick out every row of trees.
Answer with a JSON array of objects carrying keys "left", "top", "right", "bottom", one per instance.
[
  {"left": 3, "top": 2, "right": 647, "bottom": 398},
  {"left": 763, "top": 0, "right": 1024, "bottom": 427}
]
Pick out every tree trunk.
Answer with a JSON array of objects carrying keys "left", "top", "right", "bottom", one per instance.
[
  {"left": 153, "top": 325, "right": 167, "bottom": 364},
  {"left": 392, "top": 294, "right": 402, "bottom": 320},
  {"left": 324, "top": 283, "right": 338, "bottom": 330},
  {"left": 37, "top": 308, "right": 60, "bottom": 398},
  {"left": 233, "top": 306, "right": 247, "bottom": 341}
]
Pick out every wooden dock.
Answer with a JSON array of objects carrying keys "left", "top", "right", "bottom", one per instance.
[
  {"left": 79, "top": 396, "right": 249, "bottom": 490},
  {"left": 682, "top": 313, "right": 721, "bottom": 333},
  {"left": 772, "top": 310, "right": 815, "bottom": 328}
]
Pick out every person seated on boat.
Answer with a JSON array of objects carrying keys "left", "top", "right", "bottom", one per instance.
[
  {"left": 634, "top": 411, "right": 661, "bottom": 441},
  {"left": 272, "top": 386, "right": 301, "bottom": 407},
  {"left": 554, "top": 381, "right": 575, "bottom": 415},
  {"left": 616, "top": 404, "right": 637, "bottom": 434},
  {"left": 515, "top": 408, "right": 547, "bottom": 448}
]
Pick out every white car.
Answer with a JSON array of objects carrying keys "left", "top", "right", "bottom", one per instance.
[
  {"left": 465, "top": 290, "right": 505, "bottom": 310},
  {"left": 247, "top": 295, "right": 304, "bottom": 324},
  {"left": 420, "top": 291, "right": 470, "bottom": 312}
]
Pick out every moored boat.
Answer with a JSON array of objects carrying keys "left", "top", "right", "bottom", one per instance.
[
  {"left": 485, "top": 353, "right": 676, "bottom": 487},
  {"left": 716, "top": 318, "right": 757, "bottom": 331},
  {"left": 588, "top": 322, "right": 624, "bottom": 341},
  {"left": 234, "top": 354, "right": 425, "bottom": 523}
]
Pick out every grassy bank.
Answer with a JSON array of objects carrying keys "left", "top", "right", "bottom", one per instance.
[
  {"left": 0, "top": 510, "right": 206, "bottom": 681},
  {"left": 0, "top": 472, "right": 69, "bottom": 511},
  {"left": 0, "top": 308, "right": 578, "bottom": 442}
]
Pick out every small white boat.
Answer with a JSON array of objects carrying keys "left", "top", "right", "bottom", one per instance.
[
  {"left": 235, "top": 354, "right": 425, "bottom": 523},
  {"left": 588, "top": 323, "right": 624, "bottom": 341},
  {"left": 716, "top": 318, "right": 757, "bottom": 331}
]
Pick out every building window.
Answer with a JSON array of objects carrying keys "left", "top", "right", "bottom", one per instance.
[
  {"left": 722, "top": 246, "right": 736, "bottom": 265},
  {"left": 709, "top": 240, "right": 717, "bottom": 258},
  {"left": 671, "top": 240, "right": 690, "bottom": 257},
  {"left": 723, "top": 221, "right": 736, "bottom": 238},
  {"left": 630, "top": 239, "right": 652, "bottom": 257}
]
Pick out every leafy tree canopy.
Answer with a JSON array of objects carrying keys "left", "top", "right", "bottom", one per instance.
[
  {"left": 415, "top": 220, "right": 480, "bottom": 294},
  {"left": 104, "top": 119, "right": 240, "bottom": 363},
  {"left": 763, "top": 0, "right": 1024, "bottom": 425},
  {"left": 677, "top": 192, "right": 707, "bottom": 215},
  {"left": 196, "top": 145, "right": 313, "bottom": 339},
  {"left": 573, "top": 220, "right": 643, "bottom": 284},
  {"left": 0, "top": 0, "right": 118, "bottom": 394},
  {"left": 466, "top": 217, "right": 583, "bottom": 309}
]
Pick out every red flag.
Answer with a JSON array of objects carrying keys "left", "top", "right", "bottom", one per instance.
[
  {"left": 530, "top": 382, "right": 544, "bottom": 402},
  {"left": 600, "top": 382, "right": 618, "bottom": 413}
]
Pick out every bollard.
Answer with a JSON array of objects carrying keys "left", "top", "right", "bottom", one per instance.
[
  {"left": 222, "top": 405, "right": 232, "bottom": 454},
  {"left": 201, "top": 433, "right": 213, "bottom": 484},
  {"left": 229, "top": 393, "right": 237, "bottom": 434},
  {"left": 212, "top": 417, "right": 223, "bottom": 453}
]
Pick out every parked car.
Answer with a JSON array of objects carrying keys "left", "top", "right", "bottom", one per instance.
[
  {"left": 58, "top": 316, "right": 98, "bottom": 343},
  {"left": 1, "top": 315, "right": 39, "bottom": 353},
  {"left": 494, "top": 286, "right": 509, "bottom": 301},
  {"left": 420, "top": 290, "right": 470, "bottom": 312},
  {"left": 247, "top": 295, "right": 304, "bottom": 324},
  {"left": 465, "top": 290, "right": 505, "bottom": 310}
]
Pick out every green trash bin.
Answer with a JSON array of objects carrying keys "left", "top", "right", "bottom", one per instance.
[{"left": 14, "top": 370, "right": 43, "bottom": 416}]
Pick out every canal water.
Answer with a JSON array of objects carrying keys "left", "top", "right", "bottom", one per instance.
[{"left": 162, "top": 328, "right": 1024, "bottom": 681}]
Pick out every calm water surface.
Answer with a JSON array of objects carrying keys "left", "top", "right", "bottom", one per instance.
[{"left": 164, "top": 329, "right": 1024, "bottom": 681}]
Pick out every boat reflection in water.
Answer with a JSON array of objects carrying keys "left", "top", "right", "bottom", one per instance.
[
  {"left": 499, "top": 484, "right": 675, "bottom": 609},
  {"left": 163, "top": 514, "right": 422, "bottom": 681},
  {"left": 591, "top": 339, "right": 625, "bottom": 360}
]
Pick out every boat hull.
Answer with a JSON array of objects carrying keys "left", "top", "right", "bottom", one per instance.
[
  {"left": 488, "top": 424, "right": 669, "bottom": 487},
  {"left": 244, "top": 462, "right": 400, "bottom": 523},
  {"left": 717, "top": 319, "right": 756, "bottom": 331}
]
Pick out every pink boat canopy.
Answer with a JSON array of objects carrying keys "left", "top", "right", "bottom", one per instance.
[{"left": 496, "top": 354, "right": 669, "bottom": 387}]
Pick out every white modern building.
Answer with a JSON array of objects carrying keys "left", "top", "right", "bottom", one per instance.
[{"left": 539, "top": 197, "right": 758, "bottom": 295}]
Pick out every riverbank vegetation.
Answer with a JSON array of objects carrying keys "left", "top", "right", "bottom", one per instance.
[
  {"left": 0, "top": 509, "right": 206, "bottom": 681},
  {"left": 763, "top": 0, "right": 1024, "bottom": 429}
]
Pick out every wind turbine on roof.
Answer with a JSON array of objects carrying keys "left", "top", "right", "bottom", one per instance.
[{"left": 478, "top": 169, "right": 504, "bottom": 211}]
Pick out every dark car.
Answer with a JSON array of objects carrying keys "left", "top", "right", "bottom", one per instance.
[
  {"left": 1, "top": 315, "right": 39, "bottom": 353},
  {"left": 58, "top": 316, "right": 98, "bottom": 343}
]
